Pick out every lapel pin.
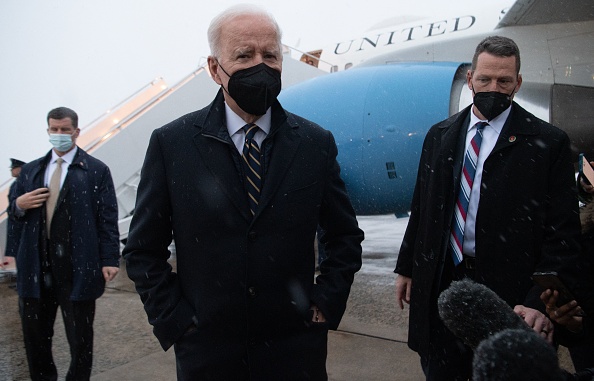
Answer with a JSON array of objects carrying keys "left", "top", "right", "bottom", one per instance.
[{"left": 508, "top": 136, "right": 516, "bottom": 143}]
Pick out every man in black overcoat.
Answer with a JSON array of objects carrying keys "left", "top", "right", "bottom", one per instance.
[
  {"left": 5, "top": 158, "right": 25, "bottom": 261},
  {"left": 123, "top": 5, "right": 364, "bottom": 380},
  {"left": 394, "top": 36, "right": 582, "bottom": 380}
]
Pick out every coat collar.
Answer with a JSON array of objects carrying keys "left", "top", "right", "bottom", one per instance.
[
  {"left": 191, "top": 90, "right": 300, "bottom": 223},
  {"left": 439, "top": 102, "right": 538, "bottom": 134},
  {"left": 29, "top": 148, "right": 88, "bottom": 186},
  {"left": 54, "top": 148, "right": 89, "bottom": 207},
  {"left": 68, "top": 147, "right": 90, "bottom": 171},
  {"left": 492, "top": 101, "right": 539, "bottom": 154},
  {"left": 191, "top": 89, "right": 292, "bottom": 138},
  {"left": 439, "top": 102, "right": 539, "bottom": 154}
]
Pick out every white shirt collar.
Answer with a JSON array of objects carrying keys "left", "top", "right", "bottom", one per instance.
[
  {"left": 224, "top": 103, "right": 271, "bottom": 137},
  {"left": 51, "top": 146, "right": 78, "bottom": 165},
  {"left": 468, "top": 104, "right": 511, "bottom": 135}
]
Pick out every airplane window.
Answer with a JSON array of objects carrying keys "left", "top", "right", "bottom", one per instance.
[{"left": 386, "top": 162, "right": 397, "bottom": 179}]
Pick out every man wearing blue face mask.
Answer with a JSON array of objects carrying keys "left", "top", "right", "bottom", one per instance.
[
  {"left": 123, "top": 4, "right": 363, "bottom": 380},
  {"left": 7, "top": 106, "right": 120, "bottom": 381},
  {"left": 395, "top": 36, "right": 582, "bottom": 380}
]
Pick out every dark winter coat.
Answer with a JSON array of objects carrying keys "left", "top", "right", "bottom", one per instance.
[
  {"left": 123, "top": 90, "right": 364, "bottom": 374},
  {"left": 395, "top": 102, "right": 582, "bottom": 356},
  {"left": 8, "top": 148, "right": 120, "bottom": 300}
]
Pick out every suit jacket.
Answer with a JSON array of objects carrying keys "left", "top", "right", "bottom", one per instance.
[
  {"left": 123, "top": 90, "right": 364, "bottom": 357},
  {"left": 8, "top": 148, "right": 120, "bottom": 300},
  {"left": 395, "top": 102, "right": 582, "bottom": 355}
]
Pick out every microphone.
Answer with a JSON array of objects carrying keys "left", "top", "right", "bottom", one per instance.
[
  {"left": 437, "top": 279, "right": 532, "bottom": 349},
  {"left": 472, "top": 328, "right": 565, "bottom": 381}
]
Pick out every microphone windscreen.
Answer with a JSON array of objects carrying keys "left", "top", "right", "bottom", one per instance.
[
  {"left": 437, "top": 279, "right": 531, "bottom": 348},
  {"left": 473, "top": 328, "right": 564, "bottom": 381}
]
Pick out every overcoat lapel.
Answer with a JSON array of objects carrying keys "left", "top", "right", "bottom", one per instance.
[
  {"left": 255, "top": 120, "right": 301, "bottom": 220},
  {"left": 440, "top": 109, "right": 470, "bottom": 191},
  {"left": 33, "top": 151, "right": 52, "bottom": 189},
  {"left": 194, "top": 132, "right": 252, "bottom": 222},
  {"left": 192, "top": 91, "right": 253, "bottom": 222},
  {"left": 491, "top": 102, "right": 537, "bottom": 155},
  {"left": 190, "top": 91, "right": 302, "bottom": 223},
  {"left": 55, "top": 149, "right": 88, "bottom": 211}
]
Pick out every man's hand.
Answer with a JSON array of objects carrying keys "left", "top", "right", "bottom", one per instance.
[
  {"left": 16, "top": 188, "right": 50, "bottom": 210},
  {"left": 102, "top": 266, "right": 119, "bottom": 282},
  {"left": 541, "top": 289, "right": 584, "bottom": 333},
  {"left": 395, "top": 274, "right": 412, "bottom": 310},
  {"left": 310, "top": 305, "right": 326, "bottom": 323},
  {"left": 580, "top": 178, "right": 594, "bottom": 194},
  {"left": 580, "top": 160, "right": 594, "bottom": 193},
  {"left": 513, "top": 305, "right": 554, "bottom": 343}
]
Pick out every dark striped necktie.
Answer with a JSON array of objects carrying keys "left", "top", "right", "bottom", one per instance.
[
  {"left": 449, "top": 121, "right": 488, "bottom": 265},
  {"left": 242, "top": 123, "right": 262, "bottom": 216}
]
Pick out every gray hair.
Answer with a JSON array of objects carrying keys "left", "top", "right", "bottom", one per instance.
[{"left": 207, "top": 4, "right": 283, "bottom": 59}]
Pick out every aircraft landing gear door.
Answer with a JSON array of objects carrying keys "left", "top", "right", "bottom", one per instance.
[{"left": 361, "top": 63, "right": 464, "bottom": 216}]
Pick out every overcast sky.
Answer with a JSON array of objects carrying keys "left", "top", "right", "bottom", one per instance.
[{"left": 0, "top": 0, "right": 498, "bottom": 184}]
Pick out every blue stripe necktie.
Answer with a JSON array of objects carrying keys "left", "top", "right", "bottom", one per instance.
[
  {"left": 242, "top": 123, "right": 262, "bottom": 216},
  {"left": 450, "top": 121, "right": 488, "bottom": 266}
]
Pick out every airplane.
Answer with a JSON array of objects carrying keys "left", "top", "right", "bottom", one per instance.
[
  {"left": 279, "top": 0, "right": 594, "bottom": 216},
  {"left": 1, "top": 0, "right": 593, "bottom": 266},
  {"left": 296, "top": 1, "right": 516, "bottom": 73}
]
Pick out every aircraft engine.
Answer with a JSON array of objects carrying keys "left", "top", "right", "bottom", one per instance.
[{"left": 279, "top": 62, "right": 468, "bottom": 216}]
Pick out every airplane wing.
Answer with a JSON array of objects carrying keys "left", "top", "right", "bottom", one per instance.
[{"left": 498, "top": 0, "right": 594, "bottom": 27}]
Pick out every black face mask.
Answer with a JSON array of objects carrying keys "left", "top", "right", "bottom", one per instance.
[
  {"left": 218, "top": 62, "right": 282, "bottom": 116},
  {"left": 472, "top": 90, "right": 514, "bottom": 121}
]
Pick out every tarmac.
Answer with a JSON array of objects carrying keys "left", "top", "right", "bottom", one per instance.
[{"left": 0, "top": 215, "right": 575, "bottom": 380}]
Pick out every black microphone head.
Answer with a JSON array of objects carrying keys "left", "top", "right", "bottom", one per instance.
[
  {"left": 473, "top": 328, "right": 564, "bottom": 381},
  {"left": 437, "top": 279, "right": 531, "bottom": 348}
]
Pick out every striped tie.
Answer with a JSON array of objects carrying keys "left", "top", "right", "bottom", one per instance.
[
  {"left": 449, "top": 122, "right": 488, "bottom": 266},
  {"left": 242, "top": 124, "right": 262, "bottom": 216}
]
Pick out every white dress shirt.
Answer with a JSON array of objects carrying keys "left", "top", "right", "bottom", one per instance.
[
  {"left": 462, "top": 106, "right": 510, "bottom": 256},
  {"left": 225, "top": 103, "right": 270, "bottom": 154},
  {"left": 45, "top": 147, "right": 78, "bottom": 189}
]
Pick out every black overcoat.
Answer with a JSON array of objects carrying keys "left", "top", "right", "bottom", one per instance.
[
  {"left": 123, "top": 91, "right": 364, "bottom": 373},
  {"left": 395, "top": 103, "right": 582, "bottom": 355}
]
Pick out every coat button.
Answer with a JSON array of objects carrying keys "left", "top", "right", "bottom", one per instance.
[
  {"left": 248, "top": 231, "right": 257, "bottom": 241},
  {"left": 248, "top": 286, "right": 257, "bottom": 298}
]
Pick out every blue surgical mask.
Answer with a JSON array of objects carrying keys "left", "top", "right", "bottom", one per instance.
[{"left": 49, "top": 133, "right": 74, "bottom": 152}]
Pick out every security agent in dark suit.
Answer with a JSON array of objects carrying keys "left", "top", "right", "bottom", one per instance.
[
  {"left": 123, "top": 5, "right": 363, "bottom": 381},
  {"left": 9, "top": 158, "right": 25, "bottom": 182},
  {"left": 394, "top": 36, "right": 582, "bottom": 380},
  {"left": 5, "top": 158, "right": 26, "bottom": 261},
  {"left": 8, "top": 107, "right": 120, "bottom": 381}
]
